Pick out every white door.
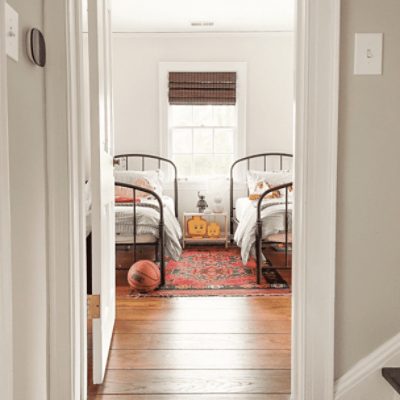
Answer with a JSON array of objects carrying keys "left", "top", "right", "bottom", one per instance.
[{"left": 88, "top": 0, "right": 115, "bottom": 385}]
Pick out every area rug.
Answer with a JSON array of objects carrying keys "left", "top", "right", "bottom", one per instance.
[{"left": 131, "top": 246, "right": 290, "bottom": 297}]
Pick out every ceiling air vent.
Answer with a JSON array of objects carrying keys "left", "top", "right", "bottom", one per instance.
[{"left": 190, "top": 21, "right": 215, "bottom": 27}]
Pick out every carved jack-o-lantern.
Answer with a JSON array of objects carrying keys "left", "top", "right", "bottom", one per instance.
[
  {"left": 207, "top": 222, "right": 221, "bottom": 238},
  {"left": 187, "top": 216, "right": 207, "bottom": 238}
]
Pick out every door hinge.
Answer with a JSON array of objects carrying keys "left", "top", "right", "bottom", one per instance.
[{"left": 87, "top": 294, "right": 100, "bottom": 319}]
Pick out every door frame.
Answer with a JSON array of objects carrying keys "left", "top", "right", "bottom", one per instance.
[
  {"left": 292, "top": 0, "right": 340, "bottom": 398},
  {"left": 44, "top": 0, "right": 340, "bottom": 398},
  {"left": 0, "top": 1, "right": 13, "bottom": 399},
  {"left": 44, "top": 0, "right": 87, "bottom": 398}
]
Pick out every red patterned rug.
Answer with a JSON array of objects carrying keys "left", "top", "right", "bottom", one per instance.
[{"left": 132, "top": 246, "right": 291, "bottom": 297}]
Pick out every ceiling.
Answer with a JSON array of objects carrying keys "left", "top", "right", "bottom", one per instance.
[{"left": 83, "top": 0, "right": 295, "bottom": 33}]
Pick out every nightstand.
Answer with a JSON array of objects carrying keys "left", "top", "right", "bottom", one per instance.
[{"left": 182, "top": 212, "right": 228, "bottom": 248}]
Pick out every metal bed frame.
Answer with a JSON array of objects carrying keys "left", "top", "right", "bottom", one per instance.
[
  {"left": 230, "top": 153, "right": 293, "bottom": 284},
  {"left": 113, "top": 154, "right": 179, "bottom": 287},
  {"left": 114, "top": 182, "right": 165, "bottom": 286},
  {"left": 114, "top": 153, "right": 178, "bottom": 217}
]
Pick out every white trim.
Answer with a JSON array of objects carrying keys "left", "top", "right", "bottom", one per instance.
[
  {"left": 335, "top": 332, "right": 400, "bottom": 399},
  {"left": 0, "top": 1, "right": 13, "bottom": 399},
  {"left": 50, "top": 0, "right": 341, "bottom": 398},
  {"left": 158, "top": 61, "right": 247, "bottom": 166},
  {"left": 291, "top": 0, "right": 340, "bottom": 399},
  {"left": 111, "top": 31, "right": 294, "bottom": 38},
  {"left": 44, "top": 0, "right": 86, "bottom": 399}
]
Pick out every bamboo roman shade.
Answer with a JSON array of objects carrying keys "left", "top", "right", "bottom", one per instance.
[{"left": 168, "top": 72, "right": 237, "bottom": 105}]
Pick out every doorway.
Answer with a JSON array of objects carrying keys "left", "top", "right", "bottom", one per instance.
[
  {"left": 84, "top": 1, "right": 295, "bottom": 396},
  {"left": 43, "top": 0, "right": 337, "bottom": 398}
]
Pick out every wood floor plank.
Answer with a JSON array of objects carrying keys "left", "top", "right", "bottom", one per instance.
[
  {"left": 90, "top": 290, "right": 292, "bottom": 397},
  {"left": 107, "top": 349, "right": 291, "bottom": 370},
  {"left": 116, "top": 307, "right": 291, "bottom": 321},
  {"left": 90, "top": 369, "right": 291, "bottom": 395},
  {"left": 115, "top": 297, "right": 291, "bottom": 311},
  {"left": 91, "top": 395, "right": 290, "bottom": 400},
  {"left": 111, "top": 333, "right": 291, "bottom": 350},
  {"left": 116, "top": 289, "right": 291, "bottom": 308},
  {"left": 114, "top": 319, "right": 291, "bottom": 334}
]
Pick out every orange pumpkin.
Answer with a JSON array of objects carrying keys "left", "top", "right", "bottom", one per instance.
[
  {"left": 207, "top": 222, "right": 221, "bottom": 238},
  {"left": 187, "top": 216, "right": 207, "bottom": 238}
]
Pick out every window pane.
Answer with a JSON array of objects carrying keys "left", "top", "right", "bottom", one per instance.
[
  {"left": 170, "top": 106, "right": 193, "bottom": 126},
  {"left": 214, "top": 129, "right": 234, "bottom": 154},
  {"left": 213, "top": 106, "right": 235, "bottom": 126},
  {"left": 173, "top": 155, "right": 193, "bottom": 177},
  {"left": 172, "top": 129, "right": 192, "bottom": 154},
  {"left": 193, "top": 106, "right": 213, "bottom": 126},
  {"left": 193, "top": 155, "right": 214, "bottom": 177},
  {"left": 193, "top": 129, "right": 213, "bottom": 154},
  {"left": 214, "top": 154, "right": 233, "bottom": 176}
]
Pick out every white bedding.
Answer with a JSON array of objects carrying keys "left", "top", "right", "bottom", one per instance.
[
  {"left": 235, "top": 197, "right": 251, "bottom": 221},
  {"left": 86, "top": 185, "right": 181, "bottom": 259},
  {"left": 115, "top": 196, "right": 182, "bottom": 261},
  {"left": 234, "top": 196, "right": 293, "bottom": 263}
]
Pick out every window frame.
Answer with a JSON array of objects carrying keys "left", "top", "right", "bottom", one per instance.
[
  {"left": 169, "top": 105, "right": 238, "bottom": 179},
  {"left": 159, "top": 62, "right": 247, "bottom": 182}
]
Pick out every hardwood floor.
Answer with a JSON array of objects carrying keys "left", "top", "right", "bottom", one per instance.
[{"left": 89, "top": 288, "right": 291, "bottom": 399}]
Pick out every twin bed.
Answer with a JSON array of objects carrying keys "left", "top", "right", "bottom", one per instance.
[
  {"left": 113, "top": 154, "right": 182, "bottom": 285},
  {"left": 101, "top": 152, "right": 293, "bottom": 287},
  {"left": 230, "top": 153, "right": 293, "bottom": 283}
]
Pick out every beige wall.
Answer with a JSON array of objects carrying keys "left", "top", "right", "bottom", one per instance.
[
  {"left": 7, "top": 0, "right": 48, "bottom": 399},
  {"left": 111, "top": 33, "right": 294, "bottom": 157},
  {"left": 335, "top": 0, "right": 400, "bottom": 378}
]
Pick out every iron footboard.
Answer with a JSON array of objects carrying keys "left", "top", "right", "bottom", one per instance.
[{"left": 115, "top": 182, "right": 166, "bottom": 287}]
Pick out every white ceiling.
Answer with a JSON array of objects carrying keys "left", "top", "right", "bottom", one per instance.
[{"left": 84, "top": 0, "right": 295, "bottom": 33}]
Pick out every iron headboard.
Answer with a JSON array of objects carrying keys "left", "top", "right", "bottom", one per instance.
[
  {"left": 229, "top": 152, "right": 293, "bottom": 235},
  {"left": 113, "top": 153, "right": 178, "bottom": 218}
]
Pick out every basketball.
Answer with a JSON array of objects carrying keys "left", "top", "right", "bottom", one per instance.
[{"left": 127, "top": 260, "right": 161, "bottom": 292}]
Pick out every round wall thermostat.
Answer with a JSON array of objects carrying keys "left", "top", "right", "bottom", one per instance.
[{"left": 27, "top": 28, "right": 46, "bottom": 67}]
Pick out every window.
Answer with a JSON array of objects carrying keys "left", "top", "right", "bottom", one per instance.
[
  {"left": 169, "top": 104, "right": 237, "bottom": 178},
  {"left": 160, "top": 63, "right": 246, "bottom": 179}
]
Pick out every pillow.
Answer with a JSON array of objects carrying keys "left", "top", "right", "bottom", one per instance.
[
  {"left": 247, "top": 169, "right": 292, "bottom": 199},
  {"left": 114, "top": 186, "right": 144, "bottom": 203},
  {"left": 263, "top": 170, "right": 292, "bottom": 189},
  {"left": 248, "top": 180, "right": 281, "bottom": 201},
  {"left": 114, "top": 170, "right": 164, "bottom": 198},
  {"left": 115, "top": 190, "right": 142, "bottom": 205}
]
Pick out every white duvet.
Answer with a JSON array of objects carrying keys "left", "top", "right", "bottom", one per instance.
[
  {"left": 115, "top": 196, "right": 182, "bottom": 261},
  {"left": 234, "top": 197, "right": 293, "bottom": 263}
]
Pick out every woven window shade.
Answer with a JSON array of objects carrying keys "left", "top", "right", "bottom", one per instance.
[{"left": 168, "top": 72, "right": 237, "bottom": 105}]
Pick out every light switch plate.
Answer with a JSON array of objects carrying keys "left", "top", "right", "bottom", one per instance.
[
  {"left": 5, "top": 3, "right": 19, "bottom": 62},
  {"left": 354, "top": 33, "right": 383, "bottom": 75}
]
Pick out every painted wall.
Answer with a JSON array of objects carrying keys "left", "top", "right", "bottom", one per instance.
[
  {"left": 110, "top": 33, "right": 294, "bottom": 218},
  {"left": 335, "top": 334, "right": 400, "bottom": 400},
  {"left": 112, "top": 33, "right": 294, "bottom": 156},
  {"left": 6, "top": 0, "right": 48, "bottom": 399},
  {"left": 335, "top": 0, "right": 400, "bottom": 380}
]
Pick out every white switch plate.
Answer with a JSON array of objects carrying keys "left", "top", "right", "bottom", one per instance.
[
  {"left": 354, "top": 33, "right": 383, "bottom": 75},
  {"left": 5, "top": 3, "right": 19, "bottom": 62}
]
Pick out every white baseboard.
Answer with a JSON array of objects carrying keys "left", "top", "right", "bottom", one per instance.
[{"left": 335, "top": 332, "right": 400, "bottom": 399}]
